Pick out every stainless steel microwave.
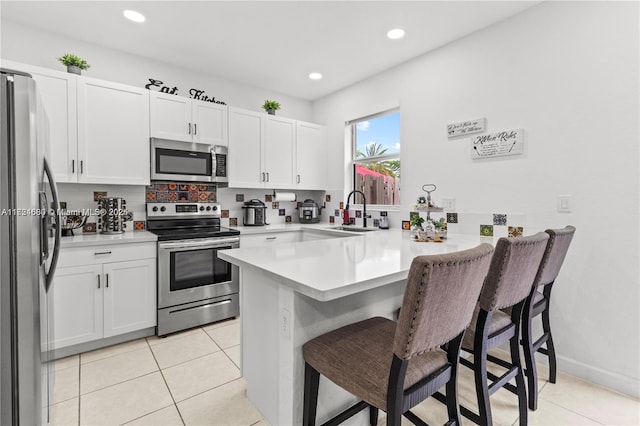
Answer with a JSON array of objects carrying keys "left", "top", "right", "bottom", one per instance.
[{"left": 150, "top": 138, "right": 228, "bottom": 183}]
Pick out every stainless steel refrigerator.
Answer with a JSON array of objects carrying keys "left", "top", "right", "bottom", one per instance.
[{"left": 1, "top": 69, "right": 61, "bottom": 424}]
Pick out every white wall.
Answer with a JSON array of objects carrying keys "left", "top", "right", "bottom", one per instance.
[
  {"left": 313, "top": 1, "right": 639, "bottom": 397},
  {"left": 0, "top": 20, "right": 312, "bottom": 121}
]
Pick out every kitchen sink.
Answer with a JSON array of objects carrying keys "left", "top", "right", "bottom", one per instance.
[{"left": 327, "top": 226, "right": 378, "bottom": 233}]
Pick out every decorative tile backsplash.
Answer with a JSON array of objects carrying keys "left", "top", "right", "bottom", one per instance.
[{"left": 146, "top": 182, "right": 216, "bottom": 203}]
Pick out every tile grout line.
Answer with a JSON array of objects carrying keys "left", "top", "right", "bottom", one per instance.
[
  {"left": 77, "top": 353, "right": 82, "bottom": 426},
  {"left": 172, "top": 376, "right": 245, "bottom": 406},
  {"left": 146, "top": 336, "right": 186, "bottom": 426}
]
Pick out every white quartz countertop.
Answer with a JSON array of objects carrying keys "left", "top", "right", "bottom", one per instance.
[
  {"left": 60, "top": 230, "right": 157, "bottom": 248},
  {"left": 219, "top": 228, "right": 495, "bottom": 301}
]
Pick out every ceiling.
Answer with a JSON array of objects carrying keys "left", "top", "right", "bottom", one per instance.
[{"left": 1, "top": 1, "right": 540, "bottom": 101}]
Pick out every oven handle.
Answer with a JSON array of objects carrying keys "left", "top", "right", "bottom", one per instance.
[{"left": 159, "top": 237, "right": 240, "bottom": 250}]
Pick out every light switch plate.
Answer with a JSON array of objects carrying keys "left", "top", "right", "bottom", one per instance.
[{"left": 557, "top": 195, "right": 572, "bottom": 213}]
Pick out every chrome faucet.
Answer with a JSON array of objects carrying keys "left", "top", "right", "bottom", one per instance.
[{"left": 344, "top": 190, "right": 367, "bottom": 228}]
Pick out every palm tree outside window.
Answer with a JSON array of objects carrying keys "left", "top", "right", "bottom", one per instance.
[{"left": 350, "top": 110, "right": 400, "bottom": 206}]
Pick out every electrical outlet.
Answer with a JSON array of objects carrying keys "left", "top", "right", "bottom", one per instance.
[
  {"left": 442, "top": 197, "right": 455, "bottom": 211},
  {"left": 280, "top": 308, "right": 291, "bottom": 339},
  {"left": 557, "top": 195, "right": 572, "bottom": 213}
]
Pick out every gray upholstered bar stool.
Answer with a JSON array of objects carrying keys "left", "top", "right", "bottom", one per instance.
[
  {"left": 302, "top": 244, "right": 494, "bottom": 426},
  {"left": 456, "top": 233, "right": 549, "bottom": 426},
  {"left": 521, "top": 226, "right": 576, "bottom": 410}
]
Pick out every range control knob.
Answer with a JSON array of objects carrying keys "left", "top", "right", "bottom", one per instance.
[
  {"left": 199, "top": 206, "right": 205, "bottom": 211},
  {"left": 206, "top": 206, "right": 212, "bottom": 211},
  {"left": 160, "top": 206, "right": 166, "bottom": 212},
  {"left": 152, "top": 206, "right": 158, "bottom": 212},
  {"left": 212, "top": 205, "right": 218, "bottom": 211}
]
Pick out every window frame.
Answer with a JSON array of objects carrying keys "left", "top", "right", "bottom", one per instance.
[{"left": 348, "top": 108, "right": 401, "bottom": 209}]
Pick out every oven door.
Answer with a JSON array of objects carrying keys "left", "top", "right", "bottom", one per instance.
[{"left": 157, "top": 237, "right": 239, "bottom": 309}]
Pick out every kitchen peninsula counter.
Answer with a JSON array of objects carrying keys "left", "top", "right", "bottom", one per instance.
[{"left": 220, "top": 230, "right": 493, "bottom": 425}]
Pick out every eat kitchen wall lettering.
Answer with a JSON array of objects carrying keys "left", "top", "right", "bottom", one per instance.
[{"left": 145, "top": 78, "right": 227, "bottom": 105}]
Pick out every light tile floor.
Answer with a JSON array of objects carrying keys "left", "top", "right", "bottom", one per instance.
[{"left": 48, "top": 318, "right": 640, "bottom": 425}]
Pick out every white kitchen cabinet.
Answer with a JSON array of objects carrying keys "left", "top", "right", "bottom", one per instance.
[
  {"left": 229, "top": 107, "right": 322, "bottom": 189},
  {"left": 51, "top": 243, "right": 156, "bottom": 350},
  {"left": 295, "top": 121, "right": 326, "bottom": 189},
  {"left": 77, "top": 78, "right": 150, "bottom": 185},
  {"left": 1, "top": 60, "right": 78, "bottom": 183},
  {"left": 150, "top": 91, "right": 228, "bottom": 146},
  {"left": 240, "top": 231, "right": 300, "bottom": 248},
  {"left": 228, "top": 107, "right": 264, "bottom": 187},
  {"left": 0, "top": 60, "right": 150, "bottom": 185},
  {"left": 51, "top": 264, "right": 103, "bottom": 348},
  {"left": 103, "top": 259, "right": 156, "bottom": 337},
  {"left": 264, "top": 115, "right": 296, "bottom": 188}
]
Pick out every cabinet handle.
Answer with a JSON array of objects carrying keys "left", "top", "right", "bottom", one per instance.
[
  {"left": 297, "top": 174, "right": 300, "bottom": 183},
  {"left": 97, "top": 274, "right": 101, "bottom": 289},
  {"left": 188, "top": 123, "right": 192, "bottom": 134},
  {"left": 106, "top": 273, "right": 109, "bottom": 288},
  {"left": 80, "top": 160, "right": 84, "bottom": 174},
  {"left": 266, "top": 172, "right": 270, "bottom": 182},
  {"left": 94, "top": 251, "right": 112, "bottom": 256},
  {"left": 72, "top": 159, "right": 75, "bottom": 174},
  {"left": 194, "top": 123, "right": 197, "bottom": 135},
  {"left": 261, "top": 172, "right": 265, "bottom": 182},
  {"left": 266, "top": 236, "right": 277, "bottom": 240}
]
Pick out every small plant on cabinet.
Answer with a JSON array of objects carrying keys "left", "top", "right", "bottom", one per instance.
[
  {"left": 262, "top": 100, "right": 281, "bottom": 115},
  {"left": 57, "top": 53, "right": 90, "bottom": 74}
]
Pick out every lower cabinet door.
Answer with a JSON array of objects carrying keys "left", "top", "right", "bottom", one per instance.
[
  {"left": 102, "top": 258, "right": 156, "bottom": 338},
  {"left": 51, "top": 264, "right": 103, "bottom": 349}
]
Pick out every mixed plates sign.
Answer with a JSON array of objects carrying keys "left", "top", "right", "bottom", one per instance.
[{"left": 470, "top": 129, "right": 524, "bottom": 159}]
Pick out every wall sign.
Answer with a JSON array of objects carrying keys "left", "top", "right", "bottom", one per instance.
[
  {"left": 471, "top": 129, "right": 524, "bottom": 159},
  {"left": 145, "top": 78, "right": 227, "bottom": 105},
  {"left": 447, "top": 118, "right": 486, "bottom": 138}
]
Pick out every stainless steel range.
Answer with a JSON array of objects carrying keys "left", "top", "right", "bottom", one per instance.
[{"left": 146, "top": 202, "right": 240, "bottom": 336}]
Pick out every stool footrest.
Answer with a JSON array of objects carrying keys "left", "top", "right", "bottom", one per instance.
[{"left": 320, "top": 401, "right": 369, "bottom": 426}]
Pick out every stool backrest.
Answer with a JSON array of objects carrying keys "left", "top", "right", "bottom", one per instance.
[
  {"left": 393, "top": 243, "right": 494, "bottom": 360},
  {"left": 478, "top": 232, "right": 549, "bottom": 312},
  {"left": 535, "top": 226, "right": 576, "bottom": 286}
]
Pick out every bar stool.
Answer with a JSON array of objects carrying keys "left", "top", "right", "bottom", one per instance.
[
  {"left": 521, "top": 226, "right": 576, "bottom": 410},
  {"left": 302, "top": 243, "right": 494, "bottom": 426},
  {"left": 457, "top": 233, "right": 549, "bottom": 426}
]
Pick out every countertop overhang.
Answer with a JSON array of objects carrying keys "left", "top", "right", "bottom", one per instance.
[{"left": 220, "top": 227, "right": 494, "bottom": 301}]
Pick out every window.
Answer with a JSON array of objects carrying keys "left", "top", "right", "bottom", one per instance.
[{"left": 349, "top": 110, "right": 400, "bottom": 206}]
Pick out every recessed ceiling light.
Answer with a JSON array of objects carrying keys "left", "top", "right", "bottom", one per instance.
[
  {"left": 123, "top": 10, "right": 145, "bottom": 23},
  {"left": 387, "top": 28, "right": 405, "bottom": 40},
  {"left": 309, "top": 72, "right": 323, "bottom": 80}
]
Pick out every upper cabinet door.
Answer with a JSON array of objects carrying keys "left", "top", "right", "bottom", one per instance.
[
  {"left": 149, "top": 91, "right": 192, "bottom": 142},
  {"left": 228, "top": 107, "right": 264, "bottom": 188},
  {"left": 2, "top": 61, "right": 79, "bottom": 183},
  {"left": 295, "top": 121, "right": 325, "bottom": 190},
  {"left": 77, "top": 78, "right": 150, "bottom": 185},
  {"left": 264, "top": 116, "right": 295, "bottom": 189},
  {"left": 192, "top": 101, "right": 228, "bottom": 146}
]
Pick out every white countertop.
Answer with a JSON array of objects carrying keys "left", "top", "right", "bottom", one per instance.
[
  {"left": 60, "top": 230, "right": 157, "bottom": 248},
  {"left": 219, "top": 228, "right": 495, "bottom": 301}
]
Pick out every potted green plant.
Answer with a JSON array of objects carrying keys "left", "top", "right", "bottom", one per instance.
[
  {"left": 410, "top": 215, "right": 425, "bottom": 231},
  {"left": 57, "top": 53, "right": 90, "bottom": 75},
  {"left": 262, "top": 100, "right": 281, "bottom": 115},
  {"left": 429, "top": 217, "right": 447, "bottom": 238}
]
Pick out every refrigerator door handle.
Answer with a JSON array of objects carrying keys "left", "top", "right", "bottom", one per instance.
[
  {"left": 39, "top": 191, "right": 49, "bottom": 263},
  {"left": 43, "top": 157, "right": 61, "bottom": 291}
]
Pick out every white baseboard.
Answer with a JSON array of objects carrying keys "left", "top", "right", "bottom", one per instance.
[{"left": 556, "top": 354, "right": 640, "bottom": 398}]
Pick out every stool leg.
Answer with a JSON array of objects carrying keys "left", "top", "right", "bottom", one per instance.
[
  {"left": 542, "top": 285, "right": 557, "bottom": 383},
  {"left": 369, "top": 406, "right": 379, "bottom": 426},
  {"left": 522, "top": 291, "right": 538, "bottom": 410},
  {"left": 446, "top": 332, "right": 464, "bottom": 426},
  {"left": 303, "top": 363, "right": 320, "bottom": 426},
  {"left": 510, "top": 303, "right": 528, "bottom": 426},
  {"left": 473, "top": 310, "right": 493, "bottom": 426}
]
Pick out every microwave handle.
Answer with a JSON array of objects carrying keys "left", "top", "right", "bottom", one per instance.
[{"left": 211, "top": 148, "right": 217, "bottom": 178}]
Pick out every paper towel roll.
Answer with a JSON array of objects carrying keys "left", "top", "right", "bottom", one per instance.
[{"left": 274, "top": 192, "right": 296, "bottom": 202}]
